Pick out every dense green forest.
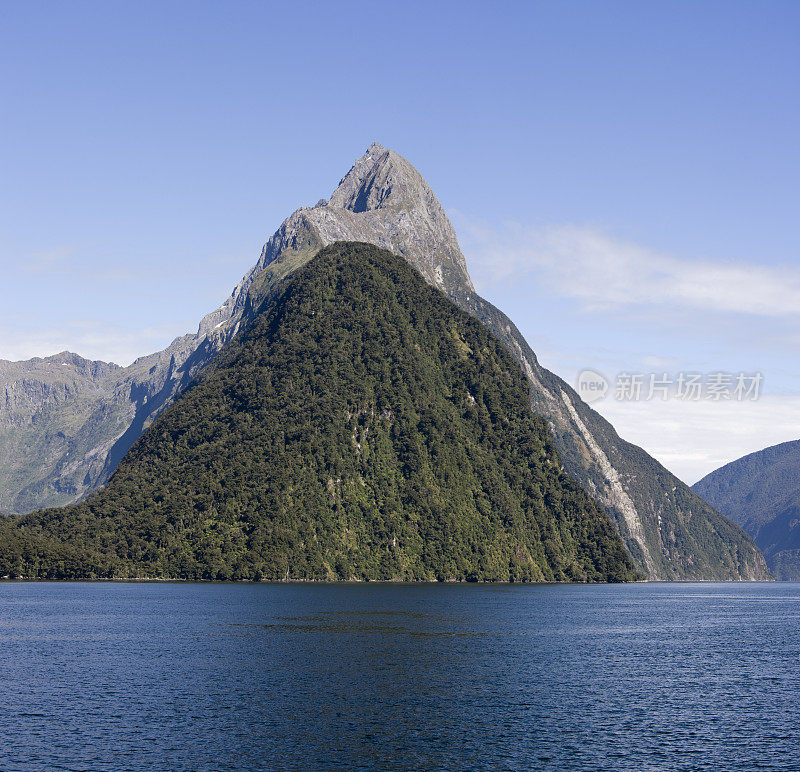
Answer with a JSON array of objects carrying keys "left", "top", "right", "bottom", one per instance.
[{"left": 0, "top": 243, "right": 638, "bottom": 582}]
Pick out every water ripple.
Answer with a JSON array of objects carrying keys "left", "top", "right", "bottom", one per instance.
[{"left": 0, "top": 582, "right": 798, "bottom": 771}]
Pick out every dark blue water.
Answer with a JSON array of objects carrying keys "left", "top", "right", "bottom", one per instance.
[{"left": 1, "top": 582, "right": 798, "bottom": 771}]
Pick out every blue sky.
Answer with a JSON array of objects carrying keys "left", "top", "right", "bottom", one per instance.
[{"left": 1, "top": 1, "right": 798, "bottom": 482}]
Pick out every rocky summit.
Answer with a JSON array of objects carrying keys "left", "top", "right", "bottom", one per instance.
[{"left": 0, "top": 143, "right": 769, "bottom": 580}]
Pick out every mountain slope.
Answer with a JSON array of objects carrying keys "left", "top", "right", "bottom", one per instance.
[
  {"left": 237, "top": 145, "right": 768, "bottom": 580},
  {"left": 2, "top": 244, "right": 638, "bottom": 582},
  {"left": 458, "top": 298, "right": 769, "bottom": 580},
  {"left": 0, "top": 143, "right": 769, "bottom": 580},
  {"left": 0, "top": 353, "right": 120, "bottom": 510},
  {"left": 693, "top": 440, "right": 800, "bottom": 580}
]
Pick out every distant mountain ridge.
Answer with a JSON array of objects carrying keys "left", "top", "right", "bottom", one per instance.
[
  {"left": 693, "top": 440, "right": 800, "bottom": 580},
  {"left": 0, "top": 143, "right": 769, "bottom": 580}
]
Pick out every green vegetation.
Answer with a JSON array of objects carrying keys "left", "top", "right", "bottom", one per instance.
[{"left": 0, "top": 243, "right": 638, "bottom": 582}]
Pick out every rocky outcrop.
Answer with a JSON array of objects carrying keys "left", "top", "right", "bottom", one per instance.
[{"left": 0, "top": 143, "right": 770, "bottom": 580}]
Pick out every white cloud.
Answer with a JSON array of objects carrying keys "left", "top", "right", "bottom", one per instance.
[
  {"left": 592, "top": 395, "right": 800, "bottom": 485},
  {"left": 23, "top": 246, "right": 76, "bottom": 274},
  {"left": 449, "top": 212, "right": 800, "bottom": 484},
  {"left": 1, "top": 244, "right": 249, "bottom": 366},
  {"left": 0, "top": 320, "right": 191, "bottom": 367},
  {"left": 453, "top": 213, "right": 800, "bottom": 318}
]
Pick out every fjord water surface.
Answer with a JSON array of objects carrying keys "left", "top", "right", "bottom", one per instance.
[{"left": 1, "top": 582, "right": 797, "bottom": 771}]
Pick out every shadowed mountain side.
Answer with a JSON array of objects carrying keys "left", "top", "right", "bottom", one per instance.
[{"left": 694, "top": 440, "right": 800, "bottom": 580}]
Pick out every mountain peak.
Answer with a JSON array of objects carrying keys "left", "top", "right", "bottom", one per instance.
[
  {"left": 329, "top": 142, "right": 437, "bottom": 215},
  {"left": 215, "top": 143, "right": 475, "bottom": 319},
  {"left": 303, "top": 144, "right": 475, "bottom": 293},
  {"left": 329, "top": 143, "right": 397, "bottom": 212}
]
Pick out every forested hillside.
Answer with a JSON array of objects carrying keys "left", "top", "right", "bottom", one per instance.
[{"left": 1, "top": 244, "right": 637, "bottom": 583}]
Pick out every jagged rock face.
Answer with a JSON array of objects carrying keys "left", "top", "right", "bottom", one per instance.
[
  {"left": 211, "top": 142, "right": 475, "bottom": 320},
  {"left": 0, "top": 333, "right": 228, "bottom": 513},
  {"left": 0, "top": 144, "right": 770, "bottom": 581},
  {"left": 316, "top": 143, "right": 474, "bottom": 294}
]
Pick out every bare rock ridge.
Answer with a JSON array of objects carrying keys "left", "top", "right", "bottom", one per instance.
[
  {"left": 0, "top": 144, "right": 769, "bottom": 580},
  {"left": 195, "top": 142, "right": 475, "bottom": 337}
]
